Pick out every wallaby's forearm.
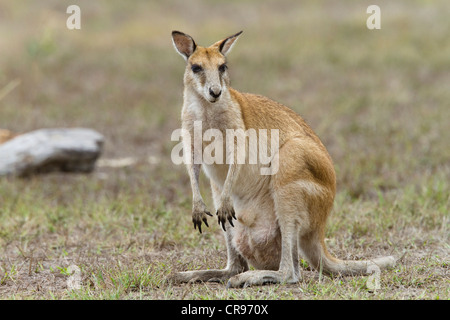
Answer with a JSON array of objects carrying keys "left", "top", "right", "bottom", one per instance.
[{"left": 188, "top": 162, "right": 203, "bottom": 204}]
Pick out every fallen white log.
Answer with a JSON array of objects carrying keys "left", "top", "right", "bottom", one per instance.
[{"left": 0, "top": 128, "right": 104, "bottom": 176}]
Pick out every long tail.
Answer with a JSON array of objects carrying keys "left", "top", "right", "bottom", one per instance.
[{"left": 301, "top": 233, "right": 396, "bottom": 276}]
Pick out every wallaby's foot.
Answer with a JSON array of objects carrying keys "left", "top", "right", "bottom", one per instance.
[
  {"left": 227, "top": 270, "right": 299, "bottom": 288},
  {"left": 171, "top": 269, "right": 240, "bottom": 284}
]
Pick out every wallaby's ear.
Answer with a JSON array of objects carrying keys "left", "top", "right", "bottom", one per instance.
[
  {"left": 214, "top": 31, "right": 243, "bottom": 56},
  {"left": 172, "top": 31, "right": 197, "bottom": 61}
]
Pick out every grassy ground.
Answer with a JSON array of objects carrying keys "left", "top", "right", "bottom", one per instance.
[{"left": 0, "top": 0, "right": 448, "bottom": 299}]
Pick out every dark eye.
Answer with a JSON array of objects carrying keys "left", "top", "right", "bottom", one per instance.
[
  {"left": 219, "top": 64, "right": 227, "bottom": 73},
  {"left": 191, "top": 64, "right": 203, "bottom": 73}
]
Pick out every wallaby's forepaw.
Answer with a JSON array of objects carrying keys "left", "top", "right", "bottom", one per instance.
[
  {"left": 192, "top": 202, "right": 212, "bottom": 234},
  {"left": 216, "top": 199, "right": 236, "bottom": 232}
]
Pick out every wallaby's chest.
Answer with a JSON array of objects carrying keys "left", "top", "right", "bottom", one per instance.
[{"left": 183, "top": 92, "right": 243, "bottom": 126}]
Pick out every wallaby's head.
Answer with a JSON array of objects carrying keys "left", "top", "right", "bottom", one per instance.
[{"left": 172, "top": 30, "right": 243, "bottom": 103}]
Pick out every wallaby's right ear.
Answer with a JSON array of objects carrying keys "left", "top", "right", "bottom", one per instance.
[{"left": 172, "top": 31, "right": 196, "bottom": 61}]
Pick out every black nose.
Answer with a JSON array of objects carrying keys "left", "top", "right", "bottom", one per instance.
[{"left": 209, "top": 88, "right": 222, "bottom": 99}]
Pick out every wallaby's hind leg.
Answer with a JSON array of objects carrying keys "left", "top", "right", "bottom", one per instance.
[
  {"left": 226, "top": 189, "right": 302, "bottom": 287},
  {"left": 172, "top": 181, "right": 248, "bottom": 284},
  {"left": 172, "top": 232, "right": 248, "bottom": 283},
  {"left": 227, "top": 185, "right": 305, "bottom": 288},
  {"left": 228, "top": 140, "right": 314, "bottom": 288},
  {"left": 172, "top": 227, "right": 248, "bottom": 283}
]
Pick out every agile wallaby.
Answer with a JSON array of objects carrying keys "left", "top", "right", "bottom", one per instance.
[{"left": 171, "top": 30, "right": 395, "bottom": 288}]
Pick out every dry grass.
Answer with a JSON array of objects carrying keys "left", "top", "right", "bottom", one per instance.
[{"left": 0, "top": 0, "right": 448, "bottom": 299}]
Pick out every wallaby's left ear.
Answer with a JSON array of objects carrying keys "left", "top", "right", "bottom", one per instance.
[
  {"left": 214, "top": 31, "right": 243, "bottom": 56},
  {"left": 172, "top": 31, "right": 197, "bottom": 61}
]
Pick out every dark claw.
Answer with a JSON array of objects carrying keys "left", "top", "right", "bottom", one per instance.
[
  {"left": 193, "top": 216, "right": 210, "bottom": 234},
  {"left": 216, "top": 208, "right": 236, "bottom": 232},
  {"left": 228, "top": 216, "right": 234, "bottom": 227},
  {"left": 193, "top": 220, "right": 199, "bottom": 233},
  {"left": 205, "top": 211, "right": 213, "bottom": 217},
  {"left": 192, "top": 219, "right": 198, "bottom": 233},
  {"left": 231, "top": 209, "right": 236, "bottom": 220}
]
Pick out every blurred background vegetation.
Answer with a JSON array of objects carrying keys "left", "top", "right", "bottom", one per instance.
[{"left": 0, "top": 0, "right": 448, "bottom": 299}]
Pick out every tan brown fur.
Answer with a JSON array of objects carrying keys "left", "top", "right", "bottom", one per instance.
[
  {"left": 171, "top": 31, "right": 395, "bottom": 287},
  {"left": 0, "top": 129, "right": 17, "bottom": 144}
]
